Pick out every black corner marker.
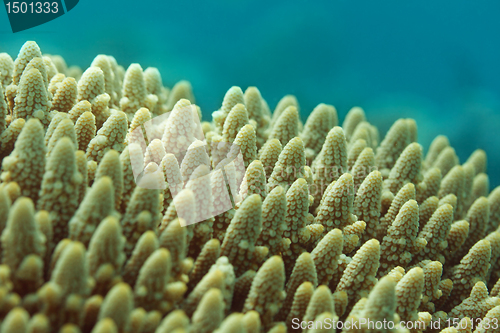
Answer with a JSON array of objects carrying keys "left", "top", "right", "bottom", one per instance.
[
  {"left": 64, "top": 0, "right": 77, "bottom": 12},
  {"left": 3, "top": 0, "right": 78, "bottom": 33}
]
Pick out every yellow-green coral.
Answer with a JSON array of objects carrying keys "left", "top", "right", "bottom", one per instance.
[{"left": 0, "top": 41, "right": 498, "bottom": 333}]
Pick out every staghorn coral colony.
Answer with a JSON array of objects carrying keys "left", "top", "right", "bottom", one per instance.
[{"left": 0, "top": 41, "right": 499, "bottom": 333}]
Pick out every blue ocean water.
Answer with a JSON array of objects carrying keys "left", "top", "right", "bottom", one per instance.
[{"left": 1, "top": 0, "right": 499, "bottom": 186}]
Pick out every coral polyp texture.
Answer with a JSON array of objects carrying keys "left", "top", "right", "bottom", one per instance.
[{"left": 0, "top": 41, "right": 499, "bottom": 333}]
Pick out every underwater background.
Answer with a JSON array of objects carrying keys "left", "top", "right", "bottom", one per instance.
[{"left": 1, "top": 0, "right": 500, "bottom": 186}]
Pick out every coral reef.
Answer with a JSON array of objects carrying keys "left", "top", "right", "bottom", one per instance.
[{"left": 0, "top": 41, "right": 499, "bottom": 333}]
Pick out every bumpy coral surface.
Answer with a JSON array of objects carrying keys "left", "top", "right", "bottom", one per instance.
[{"left": 0, "top": 41, "right": 499, "bottom": 333}]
